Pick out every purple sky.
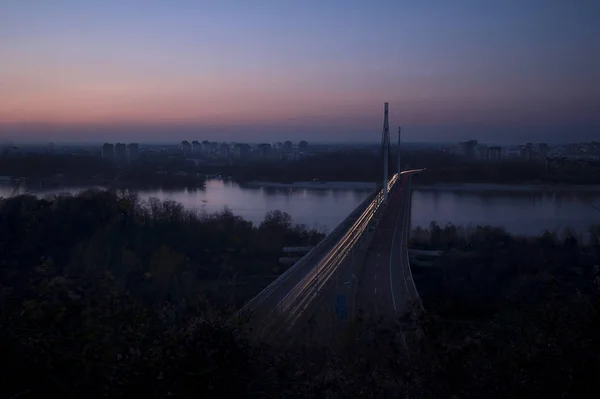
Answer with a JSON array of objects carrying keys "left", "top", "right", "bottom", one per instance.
[{"left": 1, "top": 0, "right": 599, "bottom": 144}]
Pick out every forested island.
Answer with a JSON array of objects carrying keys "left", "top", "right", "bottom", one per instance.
[
  {"left": 2, "top": 149, "right": 600, "bottom": 193},
  {"left": 201, "top": 149, "right": 600, "bottom": 185},
  {"left": 1, "top": 191, "right": 599, "bottom": 397}
]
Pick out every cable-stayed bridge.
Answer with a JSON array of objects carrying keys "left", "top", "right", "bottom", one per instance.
[{"left": 235, "top": 104, "right": 424, "bottom": 344}]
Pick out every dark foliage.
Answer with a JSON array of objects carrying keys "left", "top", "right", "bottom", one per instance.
[{"left": 1, "top": 193, "right": 599, "bottom": 397}]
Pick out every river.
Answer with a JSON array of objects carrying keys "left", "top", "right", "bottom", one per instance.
[{"left": 1, "top": 180, "right": 599, "bottom": 236}]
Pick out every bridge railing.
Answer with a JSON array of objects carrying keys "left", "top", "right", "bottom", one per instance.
[
  {"left": 253, "top": 176, "right": 399, "bottom": 339},
  {"left": 403, "top": 175, "right": 423, "bottom": 310},
  {"left": 237, "top": 173, "right": 401, "bottom": 319},
  {"left": 236, "top": 187, "right": 383, "bottom": 318}
]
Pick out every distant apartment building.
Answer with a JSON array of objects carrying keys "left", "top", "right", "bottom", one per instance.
[
  {"left": 115, "top": 143, "right": 127, "bottom": 163},
  {"left": 257, "top": 143, "right": 272, "bottom": 158},
  {"left": 538, "top": 143, "right": 549, "bottom": 160},
  {"left": 283, "top": 140, "right": 293, "bottom": 152},
  {"left": 458, "top": 140, "right": 478, "bottom": 159},
  {"left": 219, "top": 143, "right": 230, "bottom": 159},
  {"left": 283, "top": 151, "right": 300, "bottom": 161},
  {"left": 181, "top": 140, "right": 192, "bottom": 154},
  {"left": 518, "top": 145, "right": 532, "bottom": 161},
  {"left": 126, "top": 143, "right": 140, "bottom": 162},
  {"left": 298, "top": 140, "right": 308, "bottom": 152},
  {"left": 487, "top": 146, "right": 502, "bottom": 161},
  {"left": 102, "top": 143, "right": 114, "bottom": 160},
  {"left": 201, "top": 140, "right": 211, "bottom": 153},
  {"left": 192, "top": 140, "right": 201, "bottom": 152},
  {"left": 476, "top": 144, "right": 488, "bottom": 160},
  {"left": 233, "top": 143, "right": 251, "bottom": 161}
]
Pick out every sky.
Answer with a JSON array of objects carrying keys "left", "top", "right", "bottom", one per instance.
[{"left": 1, "top": 0, "right": 599, "bottom": 144}]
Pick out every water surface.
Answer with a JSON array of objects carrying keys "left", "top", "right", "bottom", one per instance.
[{"left": 2, "top": 181, "right": 599, "bottom": 236}]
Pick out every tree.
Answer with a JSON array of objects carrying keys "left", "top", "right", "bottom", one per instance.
[{"left": 260, "top": 210, "right": 292, "bottom": 231}]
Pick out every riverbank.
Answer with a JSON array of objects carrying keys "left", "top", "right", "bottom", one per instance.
[
  {"left": 414, "top": 183, "right": 600, "bottom": 192},
  {"left": 15, "top": 176, "right": 206, "bottom": 192},
  {"left": 244, "top": 181, "right": 377, "bottom": 190}
]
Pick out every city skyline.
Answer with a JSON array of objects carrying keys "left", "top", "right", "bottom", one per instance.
[{"left": 1, "top": 0, "right": 599, "bottom": 143}]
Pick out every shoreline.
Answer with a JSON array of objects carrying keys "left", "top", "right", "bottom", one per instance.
[
  {"left": 6, "top": 179, "right": 600, "bottom": 194},
  {"left": 413, "top": 183, "right": 600, "bottom": 192},
  {"left": 243, "top": 181, "right": 377, "bottom": 190}
]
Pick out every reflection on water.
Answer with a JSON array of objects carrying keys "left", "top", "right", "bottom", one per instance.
[
  {"left": 0, "top": 180, "right": 372, "bottom": 233},
  {"left": 2, "top": 181, "right": 599, "bottom": 235},
  {"left": 411, "top": 189, "right": 600, "bottom": 236},
  {"left": 140, "top": 181, "right": 375, "bottom": 231}
]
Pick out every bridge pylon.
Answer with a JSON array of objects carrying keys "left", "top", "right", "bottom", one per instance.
[
  {"left": 382, "top": 102, "right": 390, "bottom": 203},
  {"left": 397, "top": 126, "right": 401, "bottom": 174}
]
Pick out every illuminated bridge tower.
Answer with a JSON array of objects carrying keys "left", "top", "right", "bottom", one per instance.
[{"left": 382, "top": 102, "right": 391, "bottom": 203}]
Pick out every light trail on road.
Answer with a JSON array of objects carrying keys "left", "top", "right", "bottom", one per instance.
[
  {"left": 244, "top": 170, "right": 426, "bottom": 341},
  {"left": 256, "top": 174, "right": 400, "bottom": 337},
  {"left": 278, "top": 174, "right": 402, "bottom": 331}
]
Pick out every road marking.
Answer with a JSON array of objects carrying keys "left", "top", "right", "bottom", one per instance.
[
  {"left": 389, "top": 195, "right": 404, "bottom": 314},
  {"left": 374, "top": 288, "right": 377, "bottom": 294},
  {"left": 374, "top": 274, "right": 377, "bottom": 280}
]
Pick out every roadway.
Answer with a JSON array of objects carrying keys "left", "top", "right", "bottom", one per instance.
[
  {"left": 285, "top": 170, "right": 422, "bottom": 346},
  {"left": 265, "top": 175, "right": 398, "bottom": 339},
  {"left": 278, "top": 171, "right": 421, "bottom": 346},
  {"left": 237, "top": 170, "right": 422, "bottom": 345},
  {"left": 355, "top": 171, "right": 420, "bottom": 327},
  {"left": 241, "top": 176, "right": 396, "bottom": 341}
]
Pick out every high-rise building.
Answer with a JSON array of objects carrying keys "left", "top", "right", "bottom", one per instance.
[
  {"left": 476, "top": 144, "right": 488, "bottom": 160},
  {"left": 487, "top": 146, "right": 502, "bottom": 161},
  {"left": 201, "top": 140, "right": 211, "bottom": 153},
  {"left": 458, "top": 140, "right": 478, "bottom": 159},
  {"left": 219, "top": 143, "right": 230, "bottom": 159},
  {"left": 127, "top": 143, "right": 140, "bottom": 162},
  {"left": 233, "top": 143, "right": 251, "bottom": 161},
  {"left": 283, "top": 140, "right": 293, "bottom": 152},
  {"left": 519, "top": 145, "right": 532, "bottom": 161},
  {"left": 115, "top": 143, "right": 127, "bottom": 163},
  {"left": 102, "top": 143, "right": 114, "bottom": 160},
  {"left": 192, "top": 140, "right": 201, "bottom": 152},
  {"left": 538, "top": 143, "right": 549, "bottom": 160},
  {"left": 257, "top": 143, "right": 272, "bottom": 158},
  {"left": 298, "top": 140, "right": 308, "bottom": 152},
  {"left": 181, "top": 140, "right": 192, "bottom": 154}
]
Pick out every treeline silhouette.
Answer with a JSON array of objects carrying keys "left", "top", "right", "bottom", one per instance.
[
  {"left": 405, "top": 221, "right": 600, "bottom": 397},
  {"left": 412, "top": 159, "right": 600, "bottom": 185},
  {"left": 0, "top": 190, "right": 322, "bottom": 308},
  {"left": 223, "top": 150, "right": 383, "bottom": 183},
  {"left": 0, "top": 154, "right": 205, "bottom": 188},
  {"left": 1, "top": 193, "right": 600, "bottom": 397},
  {"left": 216, "top": 151, "right": 600, "bottom": 185},
  {"left": 3, "top": 151, "right": 600, "bottom": 189},
  {"left": 0, "top": 153, "right": 113, "bottom": 179}
]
